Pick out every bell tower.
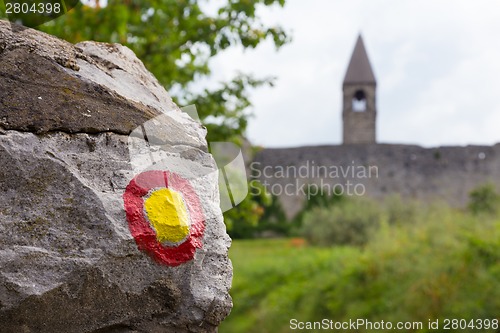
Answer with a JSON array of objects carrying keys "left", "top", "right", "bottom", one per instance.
[{"left": 342, "top": 34, "right": 377, "bottom": 144}]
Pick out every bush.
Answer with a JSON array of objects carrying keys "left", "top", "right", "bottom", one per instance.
[
  {"left": 255, "top": 195, "right": 290, "bottom": 237},
  {"left": 320, "top": 206, "right": 500, "bottom": 328},
  {"left": 300, "top": 197, "right": 382, "bottom": 246},
  {"left": 291, "top": 188, "right": 343, "bottom": 229},
  {"left": 383, "top": 194, "right": 421, "bottom": 226},
  {"left": 221, "top": 203, "right": 500, "bottom": 333},
  {"left": 468, "top": 183, "right": 500, "bottom": 215}
]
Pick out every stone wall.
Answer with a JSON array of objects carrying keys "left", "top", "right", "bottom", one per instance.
[{"left": 253, "top": 143, "right": 500, "bottom": 219}]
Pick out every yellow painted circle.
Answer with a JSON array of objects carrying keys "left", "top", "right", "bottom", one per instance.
[{"left": 144, "top": 188, "right": 190, "bottom": 244}]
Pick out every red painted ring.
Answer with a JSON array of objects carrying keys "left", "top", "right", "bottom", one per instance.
[{"left": 123, "top": 170, "right": 205, "bottom": 266}]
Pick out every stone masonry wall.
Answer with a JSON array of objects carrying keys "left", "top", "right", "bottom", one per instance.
[{"left": 253, "top": 143, "right": 500, "bottom": 219}]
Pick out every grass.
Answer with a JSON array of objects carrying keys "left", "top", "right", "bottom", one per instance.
[
  {"left": 219, "top": 204, "right": 500, "bottom": 333},
  {"left": 220, "top": 239, "right": 361, "bottom": 333}
]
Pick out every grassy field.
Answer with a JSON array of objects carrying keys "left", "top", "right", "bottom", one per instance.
[
  {"left": 219, "top": 238, "right": 358, "bottom": 333},
  {"left": 219, "top": 239, "right": 360, "bottom": 333},
  {"left": 219, "top": 206, "right": 499, "bottom": 333}
]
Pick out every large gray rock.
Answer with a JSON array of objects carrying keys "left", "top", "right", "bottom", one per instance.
[{"left": 0, "top": 20, "right": 232, "bottom": 332}]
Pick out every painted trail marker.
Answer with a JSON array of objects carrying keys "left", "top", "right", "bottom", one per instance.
[
  {"left": 124, "top": 106, "right": 248, "bottom": 266},
  {"left": 123, "top": 170, "right": 205, "bottom": 266}
]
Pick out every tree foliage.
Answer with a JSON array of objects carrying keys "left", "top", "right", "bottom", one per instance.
[
  {"left": 37, "top": 0, "right": 289, "bottom": 142},
  {"left": 2, "top": 0, "right": 289, "bottom": 233}
]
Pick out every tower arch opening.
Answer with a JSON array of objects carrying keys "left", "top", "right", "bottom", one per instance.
[{"left": 352, "top": 89, "right": 367, "bottom": 112}]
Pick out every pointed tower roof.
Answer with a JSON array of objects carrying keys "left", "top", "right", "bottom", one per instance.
[{"left": 343, "top": 34, "right": 376, "bottom": 85}]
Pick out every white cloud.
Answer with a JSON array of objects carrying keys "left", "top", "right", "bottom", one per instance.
[{"left": 204, "top": 0, "right": 500, "bottom": 148}]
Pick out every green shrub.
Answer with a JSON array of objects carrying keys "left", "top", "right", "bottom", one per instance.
[
  {"left": 468, "top": 183, "right": 500, "bottom": 215},
  {"left": 222, "top": 203, "right": 500, "bottom": 333},
  {"left": 382, "top": 194, "right": 421, "bottom": 226},
  {"left": 300, "top": 197, "right": 382, "bottom": 246},
  {"left": 320, "top": 206, "right": 500, "bottom": 329},
  {"left": 256, "top": 195, "right": 290, "bottom": 237},
  {"left": 291, "top": 188, "right": 343, "bottom": 229}
]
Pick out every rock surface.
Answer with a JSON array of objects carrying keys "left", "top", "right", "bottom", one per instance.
[{"left": 0, "top": 20, "right": 232, "bottom": 333}]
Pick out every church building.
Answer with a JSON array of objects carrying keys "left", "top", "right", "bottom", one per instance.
[{"left": 342, "top": 35, "right": 377, "bottom": 144}]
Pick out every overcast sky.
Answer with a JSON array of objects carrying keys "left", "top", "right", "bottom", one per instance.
[{"left": 204, "top": 0, "right": 500, "bottom": 148}]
